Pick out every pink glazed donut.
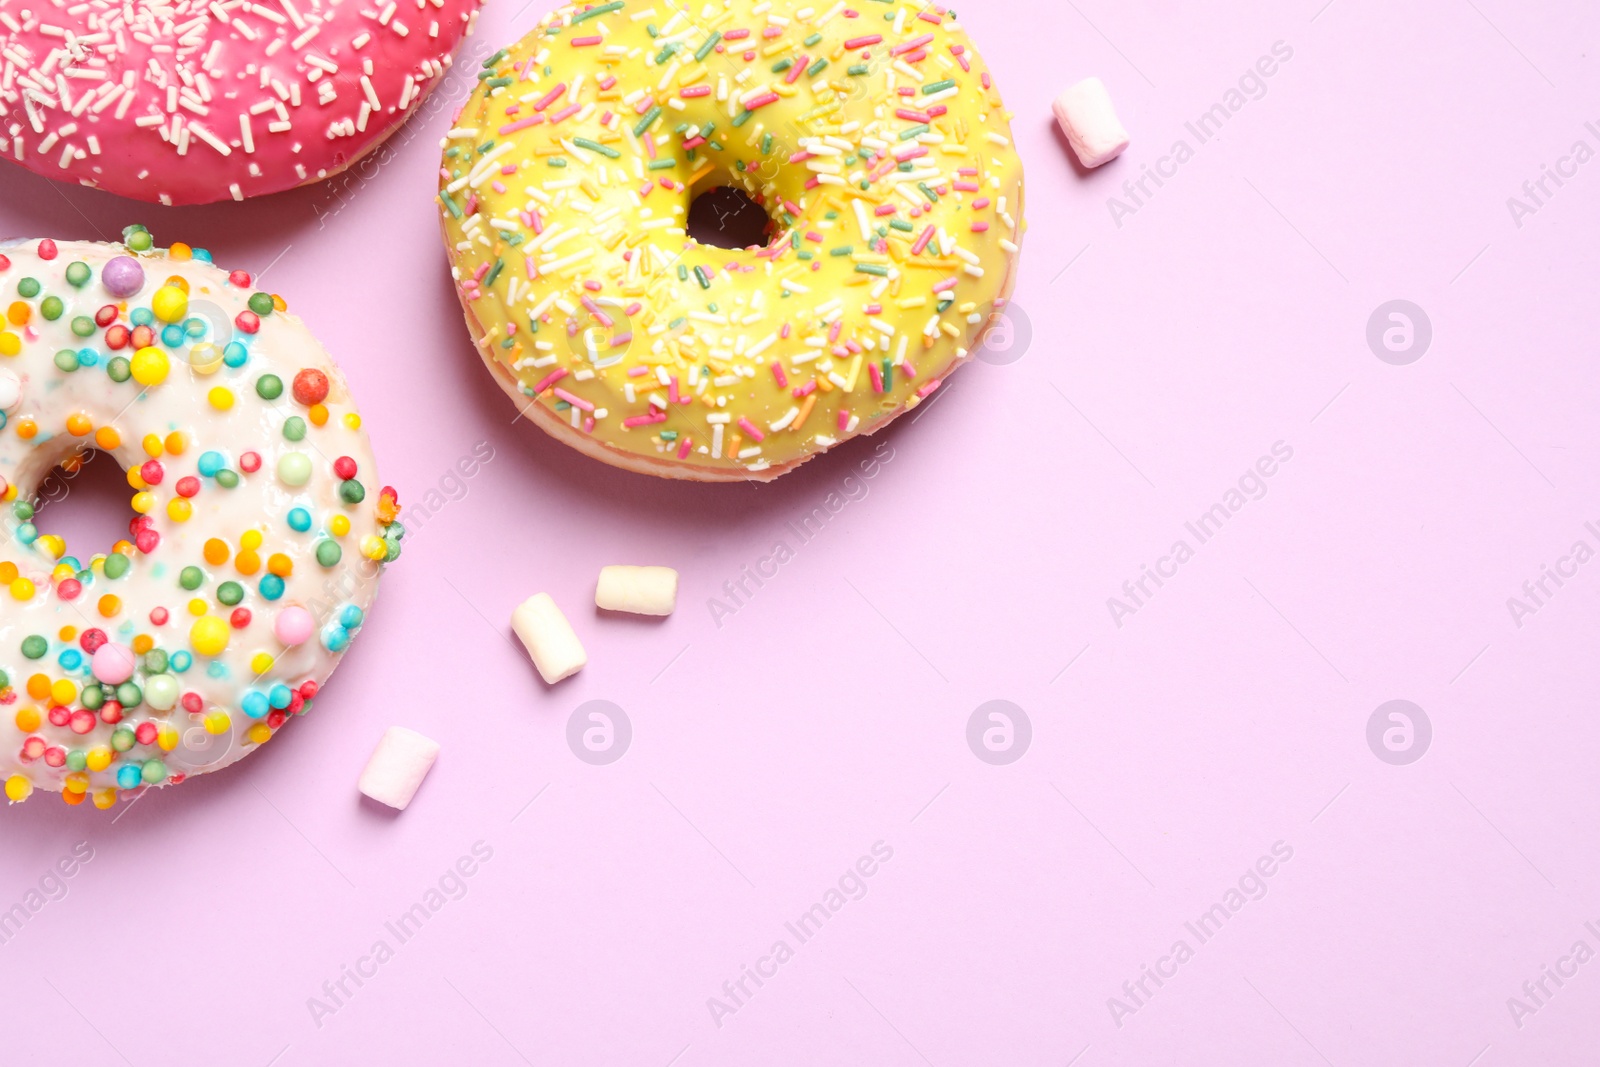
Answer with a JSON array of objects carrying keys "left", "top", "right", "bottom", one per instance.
[{"left": 0, "top": 0, "right": 482, "bottom": 205}]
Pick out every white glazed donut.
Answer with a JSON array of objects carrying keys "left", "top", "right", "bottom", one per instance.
[
  {"left": 0, "top": 0, "right": 483, "bottom": 205},
  {"left": 0, "top": 230, "right": 402, "bottom": 809}
]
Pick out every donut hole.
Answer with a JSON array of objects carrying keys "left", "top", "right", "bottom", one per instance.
[
  {"left": 28, "top": 450, "right": 133, "bottom": 558},
  {"left": 687, "top": 186, "right": 775, "bottom": 250}
]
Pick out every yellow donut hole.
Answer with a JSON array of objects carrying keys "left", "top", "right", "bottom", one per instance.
[
  {"left": 9, "top": 578, "right": 35, "bottom": 601},
  {"left": 50, "top": 679, "right": 75, "bottom": 706},
  {"left": 131, "top": 491, "right": 155, "bottom": 514},
  {"left": 166, "top": 497, "right": 193, "bottom": 522},
  {"left": 329, "top": 515, "right": 351, "bottom": 537},
  {"left": 241, "top": 530, "right": 263, "bottom": 551},
  {"left": 130, "top": 345, "right": 171, "bottom": 387},
  {"left": 203, "top": 710, "right": 231, "bottom": 735},
  {"left": 190, "top": 615, "right": 230, "bottom": 657},
  {"left": 151, "top": 284, "right": 188, "bottom": 323},
  {"left": 86, "top": 746, "right": 112, "bottom": 772},
  {"left": 5, "top": 775, "right": 32, "bottom": 802},
  {"left": 208, "top": 386, "right": 234, "bottom": 411},
  {"left": 361, "top": 536, "right": 388, "bottom": 561},
  {"left": 250, "top": 652, "right": 274, "bottom": 675},
  {"left": 158, "top": 726, "right": 179, "bottom": 752},
  {"left": 0, "top": 330, "right": 20, "bottom": 356},
  {"left": 247, "top": 723, "right": 273, "bottom": 745},
  {"left": 142, "top": 433, "right": 164, "bottom": 458},
  {"left": 187, "top": 598, "right": 207, "bottom": 616}
]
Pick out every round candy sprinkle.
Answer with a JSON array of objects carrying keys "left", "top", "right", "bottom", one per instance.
[
  {"left": 292, "top": 368, "right": 329, "bottom": 406},
  {"left": 130, "top": 346, "right": 170, "bottom": 386},
  {"left": 190, "top": 615, "right": 229, "bottom": 657},
  {"left": 275, "top": 606, "right": 315, "bottom": 645},
  {"left": 91, "top": 643, "right": 136, "bottom": 685},
  {"left": 145, "top": 675, "right": 180, "bottom": 711},
  {"left": 102, "top": 256, "right": 146, "bottom": 297},
  {"left": 151, "top": 285, "right": 188, "bottom": 323},
  {"left": 256, "top": 374, "right": 283, "bottom": 400},
  {"left": 277, "top": 452, "right": 312, "bottom": 486}
]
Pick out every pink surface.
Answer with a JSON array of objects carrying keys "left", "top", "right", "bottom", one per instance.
[{"left": 3, "top": 0, "right": 1599, "bottom": 1064}]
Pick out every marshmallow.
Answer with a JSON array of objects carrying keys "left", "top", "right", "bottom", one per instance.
[
  {"left": 595, "top": 565, "right": 678, "bottom": 616},
  {"left": 357, "top": 726, "right": 440, "bottom": 810},
  {"left": 1052, "top": 77, "right": 1130, "bottom": 168},
  {"left": 512, "top": 593, "right": 588, "bottom": 683}
]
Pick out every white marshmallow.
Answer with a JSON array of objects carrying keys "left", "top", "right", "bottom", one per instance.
[
  {"left": 1052, "top": 77, "right": 1130, "bottom": 168},
  {"left": 595, "top": 565, "right": 678, "bottom": 616},
  {"left": 512, "top": 592, "right": 588, "bottom": 683},
  {"left": 357, "top": 726, "right": 440, "bottom": 810}
]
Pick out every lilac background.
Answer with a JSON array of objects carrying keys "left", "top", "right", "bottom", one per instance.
[{"left": 3, "top": 0, "right": 1599, "bottom": 1063}]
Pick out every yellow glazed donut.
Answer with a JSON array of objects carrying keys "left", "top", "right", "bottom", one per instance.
[{"left": 439, "top": 0, "right": 1025, "bottom": 481}]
